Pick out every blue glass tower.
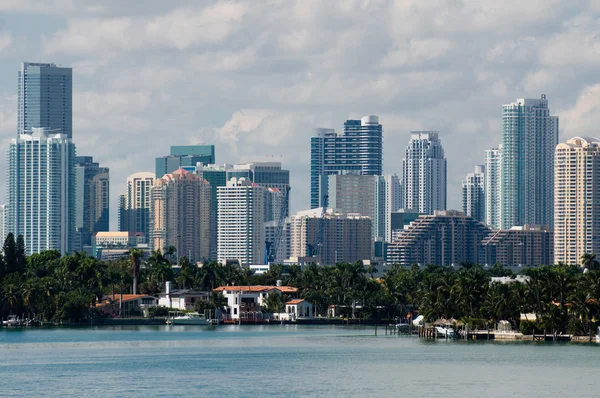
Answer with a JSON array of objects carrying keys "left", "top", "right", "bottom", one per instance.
[
  {"left": 155, "top": 145, "right": 215, "bottom": 178},
  {"left": 310, "top": 115, "right": 383, "bottom": 208},
  {"left": 18, "top": 62, "right": 72, "bottom": 138}
]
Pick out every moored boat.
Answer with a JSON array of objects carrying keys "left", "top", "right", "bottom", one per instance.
[{"left": 166, "top": 312, "right": 210, "bottom": 325}]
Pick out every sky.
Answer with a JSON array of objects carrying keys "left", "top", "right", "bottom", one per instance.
[{"left": 1, "top": 0, "right": 600, "bottom": 230}]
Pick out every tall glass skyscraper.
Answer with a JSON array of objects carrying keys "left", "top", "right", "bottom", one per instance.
[
  {"left": 402, "top": 131, "right": 447, "bottom": 215},
  {"left": 500, "top": 95, "right": 558, "bottom": 229},
  {"left": 310, "top": 115, "right": 383, "bottom": 208},
  {"left": 155, "top": 145, "right": 215, "bottom": 179},
  {"left": 18, "top": 62, "right": 72, "bottom": 138},
  {"left": 8, "top": 128, "right": 76, "bottom": 255}
]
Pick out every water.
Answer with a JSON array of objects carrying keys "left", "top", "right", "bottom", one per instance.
[{"left": 0, "top": 325, "right": 598, "bottom": 397}]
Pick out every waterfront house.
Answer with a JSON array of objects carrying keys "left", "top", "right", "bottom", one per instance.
[
  {"left": 213, "top": 285, "right": 298, "bottom": 322},
  {"left": 158, "top": 282, "right": 210, "bottom": 310},
  {"left": 285, "top": 299, "right": 313, "bottom": 319},
  {"left": 96, "top": 294, "right": 158, "bottom": 317}
]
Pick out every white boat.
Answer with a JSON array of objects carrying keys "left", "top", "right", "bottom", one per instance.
[
  {"left": 412, "top": 315, "right": 424, "bottom": 327},
  {"left": 596, "top": 326, "right": 600, "bottom": 343},
  {"left": 435, "top": 324, "right": 457, "bottom": 338},
  {"left": 166, "top": 312, "right": 210, "bottom": 325},
  {"left": 395, "top": 323, "right": 411, "bottom": 333},
  {"left": 3, "top": 315, "right": 22, "bottom": 327}
]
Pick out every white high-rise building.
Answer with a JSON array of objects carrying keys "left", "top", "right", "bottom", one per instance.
[
  {"left": 118, "top": 172, "right": 155, "bottom": 240},
  {"left": 376, "top": 174, "right": 402, "bottom": 242},
  {"left": 217, "top": 177, "right": 265, "bottom": 266},
  {"left": 554, "top": 137, "right": 600, "bottom": 265},
  {"left": 402, "top": 131, "right": 447, "bottom": 214},
  {"left": 485, "top": 148, "right": 501, "bottom": 229},
  {"left": 8, "top": 128, "right": 76, "bottom": 254},
  {"left": 0, "top": 204, "right": 8, "bottom": 245},
  {"left": 501, "top": 95, "right": 559, "bottom": 229},
  {"left": 462, "top": 165, "right": 485, "bottom": 223}
]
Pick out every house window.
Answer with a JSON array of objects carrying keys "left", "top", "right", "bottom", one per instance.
[{"left": 234, "top": 308, "right": 238, "bottom": 315}]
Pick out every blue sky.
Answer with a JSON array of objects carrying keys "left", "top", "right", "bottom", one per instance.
[{"left": 1, "top": 0, "right": 600, "bottom": 229}]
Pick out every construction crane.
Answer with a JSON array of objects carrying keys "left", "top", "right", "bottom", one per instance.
[{"left": 264, "top": 186, "right": 291, "bottom": 264}]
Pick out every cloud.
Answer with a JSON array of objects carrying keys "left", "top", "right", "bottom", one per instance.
[
  {"left": 560, "top": 84, "right": 600, "bottom": 140},
  {"left": 0, "top": 33, "right": 12, "bottom": 55}
]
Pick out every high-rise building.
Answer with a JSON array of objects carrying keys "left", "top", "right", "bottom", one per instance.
[
  {"left": 390, "top": 210, "right": 422, "bottom": 242},
  {"left": 265, "top": 187, "right": 285, "bottom": 223},
  {"left": 228, "top": 162, "right": 290, "bottom": 216},
  {"left": 118, "top": 172, "right": 155, "bottom": 240},
  {"left": 501, "top": 95, "right": 559, "bottom": 229},
  {"left": 265, "top": 219, "right": 290, "bottom": 264},
  {"left": 74, "top": 156, "right": 109, "bottom": 251},
  {"left": 289, "top": 208, "right": 372, "bottom": 265},
  {"left": 150, "top": 168, "right": 211, "bottom": 262},
  {"left": 554, "top": 137, "right": 600, "bottom": 265},
  {"left": 217, "top": 177, "right": 265, "bottom": 266},
  {"left": 485, "top": 148, "right": 501, "bottom": 229},
  {"left": 310, "top": 115, "right": 383, "bottom": 208},
  {"left": 8, "top": 128, "right": 76, "bottom": 254},
  {"left": 0, "top": 204, "right": 8, "bottom": 244},
  {"left": 18, "top": 62, "right": 72, "bottom": 138},
  {"left": 387, "top": 210, "right": 491, "bottom": 266},
  {"left": 155, "top": 145, "right": 215, "bottom": 179},
  {"left": 462, "top": 165, "right": 485, "bottom": 223},
  {"left": 377, "top": 174, "right": 402, "bottom": 242},
  {"left": 481, "top": 224, "right": 553, "bottom": 267},
  {"left": 196, "top": 164, "right": 229, "bottom": 260},
  {"left": 402, "top": 131, "right": 447, "bottom": 214}
]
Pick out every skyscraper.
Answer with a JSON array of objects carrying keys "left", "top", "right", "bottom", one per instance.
[
  {"left": 18, "top": 62, "right": 72, "bottom": 138},
  {"left": 402, "top": 131, "right": 447, "bottom": 214},
  {"left": 0, "top": 204, "right": 8, "bottom": 245},
  {"left": 462, "top": 165, "right": 485, "bottom": 223},
  {"left": 155, "top": 145, "right": 215, "bottom": 179},
  {"left": 310, "top": 115, "right": 383, "bottom": 208},
  {"left": 217, "top": 177, "right": 265, "bottom": 266},
  {"left": 119, "top": 172, "right": 155, "bottom": 240},
  {"left": 8, "top": 128, "right": 76, "bottom": 254},
  {"left": 554, "top": 137, "right": 600, "bottom": 265},
  {"left": 196, "top": 164, "right": 229, "bottom": 260},
  {"left": 500, "top": 95, "right": 559, "bottom": 229},
  {"left": 485, "top": 148, "right": 501, "bottom": 229},
  {"left": 376, "top": 174, "right": 402, "bottom": 242},
  {"left": 150, "top": 168, "right": 212, "bottom": 262},
  {"left": 74, "top": 156, "right": 109, "bottom": 251}
]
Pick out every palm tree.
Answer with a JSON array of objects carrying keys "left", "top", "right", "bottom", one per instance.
[
  {"left": 128, "top": 248, "right": 144, "bottom": 295},
  {"left": 581, "top": 253, "right": 599, "bottom": 270}
]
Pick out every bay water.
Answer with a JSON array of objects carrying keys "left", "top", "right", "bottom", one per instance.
[{"left": 0, "top": 325, "right": 598, "bottom": 397}]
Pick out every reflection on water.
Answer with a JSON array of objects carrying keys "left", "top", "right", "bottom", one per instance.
[{"left": 0, "top": 325, "right": 598, "bottom": 397}]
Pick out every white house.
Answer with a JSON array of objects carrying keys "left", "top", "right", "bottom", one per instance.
[
  {"left": 285, "top": 299, "right": 313, "bottom": 319},
  {"left": 213, "top": 285, "right": 298, "bottom": 321},
  {"left": 158, "top": 282, "right": 210, "bottom": 310}
]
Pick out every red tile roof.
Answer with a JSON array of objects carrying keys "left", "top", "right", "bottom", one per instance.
[
  {"left": 214, "top": 285, "right": 298, "bottom": 293},
  {"left": 286, "top": 299, "right": 306, "bottom": 305}
]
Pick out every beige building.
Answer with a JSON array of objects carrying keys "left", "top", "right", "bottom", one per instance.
[
  {"left": 554, "top": 137, "right": 600, "bottom": 265},
  {"left": 289, "top": 208, "right": 372, "bottom": 265},
  {"left": 481, "top": 225, "right": 553, "bottom": 267},
  {"left": 150, "top": 168, "right": 211, "bottom": 262}
]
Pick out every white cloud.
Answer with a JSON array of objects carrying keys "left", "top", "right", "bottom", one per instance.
[{"left": 560, "top": 84, "right": 600, "bottom": 139}]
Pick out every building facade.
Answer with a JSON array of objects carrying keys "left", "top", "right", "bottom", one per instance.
[
  {"left": 402, "top": 131, "right": 447, "bottom": 215},
  {"left": 462, "top": 165, "right": 485, "bottom": 223},
  {"left": 18, "top": 62, "right": 72, "bottom": 138},
  {"left": 217, "top": 177, "right": 265, "bottom": 266},
  {"left": 501, "top": 95, "right": 559, "bottom": 229},
  {"left": 118, "top": 172, "right": 155, "bottom": 241},
  {"left": 480, "top": 225, "right": 553, "bottom": 267},
  {"left": 93, "top": 231, "right": 149, "bottom": 261},
  {"left": 74, "top": 156, "right": 109, "bottom": 251},
  {"left": 150, "top": 169, "right": 211, "bottom": 262},
  {"left": 554, "top": 137, "right": 600, "bottom": 265},
  {"left": 8, "top": 128, "right": 76, "bottom": 254},
  {"left": 155, "top": 145, "right": 215, "bottom": 179},
  {"left": 196, "top": 164, "right": 229, "bottom": 260},
  {"left": 310, "top": 115, "right": 383, "bottom": 208},
  {"left": 387, "top": 210, "right": 491, "bottom": 266},
  {"left": 485, "top": 148, "right": 501, "bottom": 229},
  {"left": 289, "top": 208, "right": 372, "bottom": 265}
]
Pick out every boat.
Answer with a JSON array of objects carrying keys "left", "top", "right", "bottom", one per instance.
[
  {"left": 435, "top": 324, "right": 458, "bottom": 338},
  {"left": 3, "top": 315, "right": 22, "bottom": 327},
  {"left": 395, "top": 323, "right": 411, "bottom": 333},
  {"left": 412, "top": 315, "right": 424, "bottom": 327},
  {"left": 166, "top": 312, "right": 210, "bottom": 325},
  {"left": 596, "top": 326, "right": 600, "bottom": 343}
]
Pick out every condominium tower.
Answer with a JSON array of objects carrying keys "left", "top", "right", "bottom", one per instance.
[
  {"left": 402, "top": 131, "right": 447, "bottom": 214},
  {"left": 118, "top": 172, "right": 155, "bottom": 240},
  {"left": 74, "top": 156, "right": 109, "bottom": 250},
  {"left": 155, "top": 145, "right": 215, "bottom": 178},
  {"left": 18, "top": 62, "right": 72, "bottom": 138},
  {"left": 310, "top": 116, "right": 383, "bottom": 208},
  {"left": 462, "top": 165, "right": 485, "bottom": 223},
  {"left": 485, "top": 148, "right": 501, "bottom": 228},
  {"left": 8, "top": 128, "right": 76, "bottom": 254},
  {"left": 501, "top": 95, "right": 558, "bottom": 229},
  {"left": 150, "top": 169, "right": 211, "bottom": 262},
  {"left": 217, "top": 177, "right": 265, "bottom": 266},
  {"left": 554, "top": 137, "right": 600, "bottom": 265}
]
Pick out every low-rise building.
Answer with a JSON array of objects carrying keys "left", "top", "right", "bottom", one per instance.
[
  {"left": 285, "top": 299, "right": 313, "bottom": 319},
  {"left": 93, "top": 231, "right": 149, "bottom": 261},
  {"left": 213, "top": 285, "right": 298, "bottom": 321},
  {"left": 95, "top": 294, "right": 157, "bottom": 317},
  {"left": 157, "top": 282, "right": 209, "bottom": 310}
]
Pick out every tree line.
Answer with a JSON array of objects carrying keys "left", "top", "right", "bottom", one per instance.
[{"left": 2, "top": 231, "right": 600, "bottom": 336}]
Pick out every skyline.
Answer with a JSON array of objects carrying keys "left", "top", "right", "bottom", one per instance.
[{"left": 1, "top": 2, "right": 600, "bottom": 229}]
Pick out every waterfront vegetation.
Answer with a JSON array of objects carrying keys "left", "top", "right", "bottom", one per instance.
[{"left": 1, "top": 232, "right": 600, "bottom": 336}]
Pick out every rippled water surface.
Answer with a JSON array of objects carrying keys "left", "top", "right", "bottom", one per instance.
[{"left": 0, "top": 325, "right": 598, "bottom": 397}]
